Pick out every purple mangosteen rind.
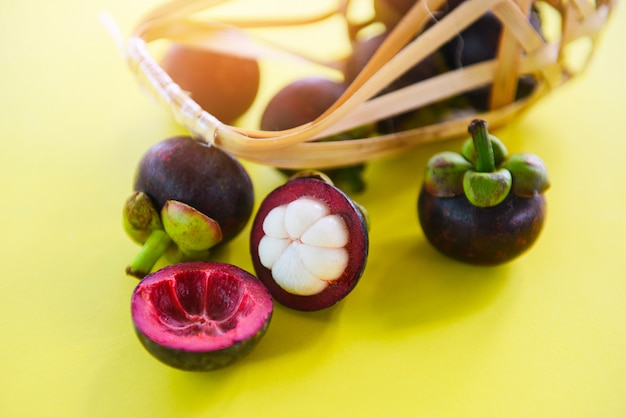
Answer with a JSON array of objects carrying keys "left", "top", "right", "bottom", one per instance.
[
  {"left": 134, "top": 322, "right": 270, "bottom": 371},
  {"left": 418, "top": 183, "right": 547, "bottom": 265},
  {"left": 131, "top": 262, "right": 273, "bottom": 371},
  {"left": 250, "top": 177, "right": 369, "bottom": 311},
  {"left": 125, "top": 136, "right": 255, "bottom": 278},
  {"left": 418, "top": 119, "right": 549, "bottom": 265},
  {"left": 134, "top": 136, "right": 254, "bottom": 243}
]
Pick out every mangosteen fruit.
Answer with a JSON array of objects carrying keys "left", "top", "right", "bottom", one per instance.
[
  {"left": 417, "top": 119, "right": 549, "bottom": 265},
  {"left": 123, "top": 136, "right": 254, "bottom": 278},
  {"left": 161, "top": 44, "right": 260, "bottom": 124},
  {"left": 343, "top": 32, "right": 387, "bottom": 85},
  {"left": 260, "top": 76, "right": 346, "bottom": 131},
  {"left": 260, "top": 76, "right": 370, "bottom": 194},
  {"left": 131, "top": 262, "right": 273, "bottom": 371},
  {"left": 343, "top": 29, "right": 454, "bottom": 134},
  {"left": 440, "top": 10, "right": 543, "bottom": 110},
  {"left": 250, "top": 174, "right": 369, "bottom": 311}
]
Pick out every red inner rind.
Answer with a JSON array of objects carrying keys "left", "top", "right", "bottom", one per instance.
[
  {"left": 250, "top": 178, "right": 369, "bottom": 311},
  {"left": 131, "top": 262, "right": 273, "bottom": 352}
]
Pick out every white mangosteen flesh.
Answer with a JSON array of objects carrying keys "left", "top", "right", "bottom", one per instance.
[{"left": 257, "top": 197, "right": 349, "bottom": 296}]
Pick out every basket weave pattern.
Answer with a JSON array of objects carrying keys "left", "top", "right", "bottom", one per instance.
[{"left": 124, "top": 0, "right": 615, "bottom": 169}]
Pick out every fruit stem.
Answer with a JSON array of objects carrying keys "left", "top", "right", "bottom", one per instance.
[
  {"left": 468, "top": 119, "right": 496, "bottom": 173},
  {"left": 126, "top": 229, "right": 172, "bottom": 279}
]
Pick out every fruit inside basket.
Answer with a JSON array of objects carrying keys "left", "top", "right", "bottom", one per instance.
[{"left": 119, "top": 0, "right": 615, "bottom": 168}]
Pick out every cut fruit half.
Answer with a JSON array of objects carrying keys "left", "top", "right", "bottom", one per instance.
[
  {"left": 131, "top": 262, "right": 273, "bottom": 371},
  {"left": 250, "top": 177, "right": 369, "bottom": 311}
]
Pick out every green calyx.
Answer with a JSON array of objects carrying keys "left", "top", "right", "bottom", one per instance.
[
  {"left": 461, "top": 130, "right": 508, "bottom": 169},
  {"left": 123, "top": 191, "right": 163, "bottom": 244},
  {"left": 161, "top": 200, "right": 223, "bottom": 257},
  {"left": 423, "top": 119, "right": 549, "bottom": 207},
  {"left": 463, "top": 169, "right": 512, "bottom": 207},
  {"left": 424, "top": 152, "right": 472, "bottom": 197},
  {"left": 123, "top": 194, "right": 223, "bottom": 279},
  {"left": 463, "top": 119, "right": 512, "bottom": 207},
  {"left": 504, "top": 153, "right": 550, "bottom": 197}
]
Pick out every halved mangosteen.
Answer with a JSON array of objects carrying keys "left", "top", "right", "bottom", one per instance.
[
  {"left": 131, "top": 262, "right": 273, "bottom": 371},
  {"left": 250, "top": 176, "right": 369, "bottom": 311}
]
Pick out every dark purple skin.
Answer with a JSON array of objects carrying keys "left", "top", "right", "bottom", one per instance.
[
  {"left": 250, "top": 177, "right": 369, "bottom": 311},
  {"left": 344, "top": 31, "right": 446, "bottom": 93},
  {"left": 343, "top": 31, "right": 449, "bottom": 134},
  {"left": 418, "top": 186, "right": 546, "bottom": 265},
  {"left": 260, "top": 77, "right": 346, "bottom": 131},
  {"left": 260, "top": 77, "right": 368, "bottom": 194},
  {"left": 440, "top": 11, "right": 542, "bottom": 110},
  {"left": 134, "top": 136, "right": 254, "bottom": 243}
]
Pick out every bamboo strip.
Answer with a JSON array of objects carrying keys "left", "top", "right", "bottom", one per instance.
[{"left": 121, "top": 0, "right": 615, "bottom": 168}]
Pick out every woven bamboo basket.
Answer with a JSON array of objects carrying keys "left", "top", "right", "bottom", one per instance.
[{"left": 120, "top": 0, "right": 616, "bottom": 169}]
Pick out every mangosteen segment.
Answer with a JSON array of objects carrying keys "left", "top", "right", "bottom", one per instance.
[
  {"left": 258, "top": 197, "right": 350, "bottom": 296},
  {"left": 283, "top": 198, "right": 330, "bottom": 239}
]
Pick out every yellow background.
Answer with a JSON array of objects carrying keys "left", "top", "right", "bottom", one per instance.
[{"left": 1, "top": 0, "right": 625, "bottom": 417}]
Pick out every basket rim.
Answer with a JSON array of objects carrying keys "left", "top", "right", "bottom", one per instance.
[{"left": 121, "top": 0, "right": 616, "bottom": 168}]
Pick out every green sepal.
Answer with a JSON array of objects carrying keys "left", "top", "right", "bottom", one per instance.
[
  {"left": 463, "top": 168, "right": 512, "bottom": 207},
  {"left": 123, "top": 191, "right": 163, "bottom": 244},
  {"left": 161, "top": 200, "right": 223, "bottom": 255},
  {"left": 461, "top": 134, "right": 508, "bottom": 168},
  {"left": 504, "top": 153, "right": 550, "bottom": 197},
  {"left": 424, "top": 151, "right": 473, "bottom": 197}
]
